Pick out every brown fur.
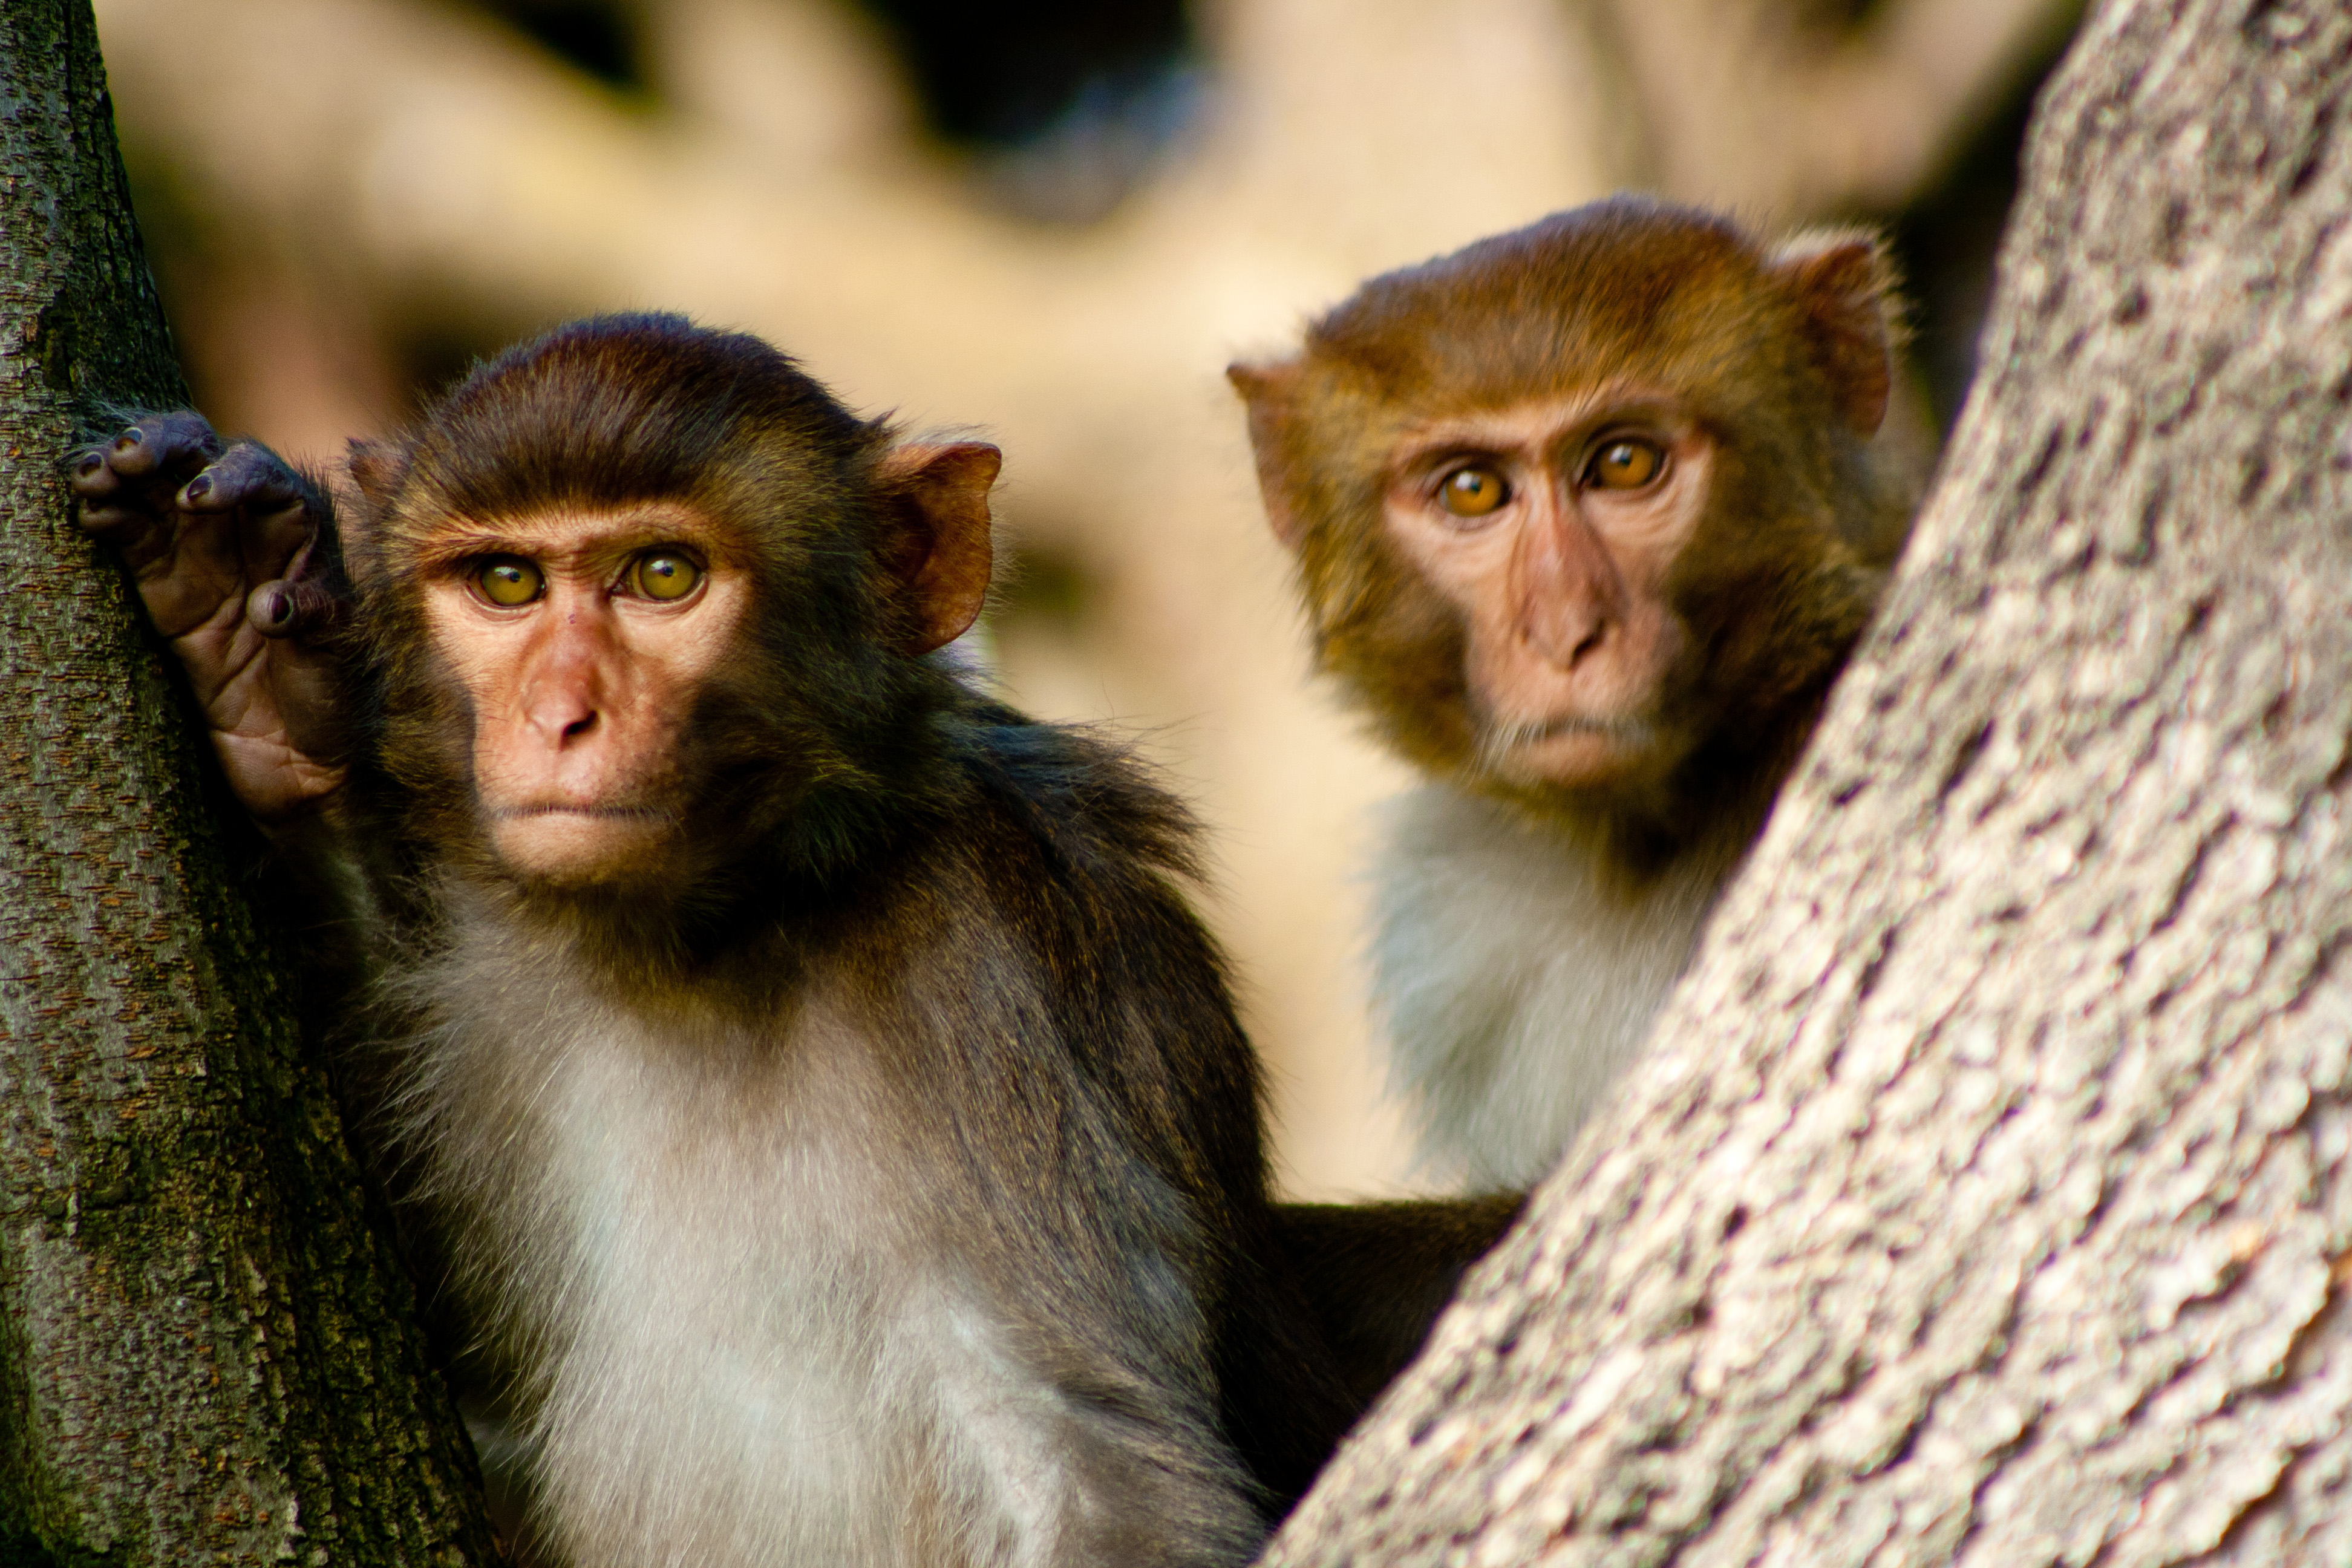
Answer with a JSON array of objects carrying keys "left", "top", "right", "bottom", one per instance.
[
  {"left": 1232, "top": 195, "right": 1916, "bottom": 869},
  {"left": 1230, "top": 198, "right": 1922, "bottom": 1189}
]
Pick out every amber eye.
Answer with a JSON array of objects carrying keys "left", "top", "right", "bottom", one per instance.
[
  {"left": 633, "top": 552, "right": 702, "bottom": 601},
  {"left": 477, "top": 557, "right": 543, "bottom": 606},
  {"left": 1587, "top": 438, "right": 1665, "bottom": 491},
  {"left": 1438, "top": 466, "right": 1509, "bottom": 518}
]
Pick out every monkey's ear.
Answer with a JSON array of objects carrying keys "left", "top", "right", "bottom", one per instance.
[
  {"left": 1769, "top": 232, "right": 1898, "bottom": 437},
  {"left": 1227, "top": 358, "right": 1308, "bottom": 551},
  {"left": 346, "top": 437, "right": 410, "bottom": 506},
  {"left": 339, "top": 437, "right": 411, "bottom": 585},
  {"left": 873, "top": 440, "right": 1000, "bottom": 657}
]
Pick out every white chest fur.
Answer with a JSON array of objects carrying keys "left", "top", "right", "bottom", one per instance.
[
  {"left": 1366, "top": 785, "right": 1733, "bottom": 1189},
  {"left": 399, "top": 939, "right": 1089, "bottom": 1568}
]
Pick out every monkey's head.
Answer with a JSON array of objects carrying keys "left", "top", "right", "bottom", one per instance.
[
  {"left": 342, "top": 313, "right": 999, "bottom": 906},
  {"left": 1230, "top": 196, "right": 1909, "bottom": 829}
]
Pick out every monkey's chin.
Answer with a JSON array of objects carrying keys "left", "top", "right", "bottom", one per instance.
[{"left": 490, "top": 808, "right": 678, "bottom": 887}]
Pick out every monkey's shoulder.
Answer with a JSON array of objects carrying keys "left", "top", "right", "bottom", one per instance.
[
  {"left": 947, "top": 702, "right": 1207, "bottom": 889},
  {"left": 912, "top": 704, "right": 1265, "bottom": 1159},
  {"left": 934, "top": 705, "right": 1242, "bottom": 1021}
]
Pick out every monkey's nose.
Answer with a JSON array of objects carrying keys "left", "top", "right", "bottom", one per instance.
[
  {"left": 1515, "top": 514, "right": 1622, "bottom": 668},
  {"left": 520, "top": 693, "right": 602, "bottom": 748},
  {"left": 1523, "top": 607, "right": 1610, "bottom": 669}
]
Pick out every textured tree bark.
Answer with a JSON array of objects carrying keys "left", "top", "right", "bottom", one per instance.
[
  {"left": 1263, "top": 0, "right": 2352, "bottom": 1562},
  {"left": 0, "top": 3, "right": 500, "bottom": 1563}
]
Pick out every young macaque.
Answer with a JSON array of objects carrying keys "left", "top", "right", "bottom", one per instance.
[
  {"left": 76, "top": 314, "right": 1360, "bottom": 1567},
  {"left": 1231, "top": 196, "right": 1919, "bottom": 1189}
]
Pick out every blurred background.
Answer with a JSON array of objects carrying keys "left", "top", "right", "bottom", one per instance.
[{"left": 96, "top": 0, "right": 2082, "bottom": 1198}]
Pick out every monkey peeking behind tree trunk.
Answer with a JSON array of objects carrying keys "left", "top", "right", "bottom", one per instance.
[
  {"left": 74, "top": 313, "right": 1365, "bottom": 1568},
  {"left": 1230, "top": 196, "right": 1922, "bottom": 1191}
]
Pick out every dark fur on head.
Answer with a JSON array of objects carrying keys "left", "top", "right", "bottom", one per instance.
[{"left": 1233, "top": 196, "right": 1916, "bottom": 860}]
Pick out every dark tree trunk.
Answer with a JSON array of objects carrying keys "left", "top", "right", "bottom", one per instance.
[
  {"left": 1263, "top": 0, "right": 2352, "bottom": 1561},
  {"left": 0, "top": 3, "right": 500, "bottom": 1562}
]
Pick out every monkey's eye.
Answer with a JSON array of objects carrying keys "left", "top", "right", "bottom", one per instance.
[
  {"left": 632, "top": 552, "right": 702, "bottom": 601},
  {"left": 476, "top": 557, "right": 544, "bottom": 606},
  {"left": 1437, "top": 466, "right": 1510, "bottom": 518},
  {"left": 1586, "top": 438, "right": 1666, "bottom": 491}
]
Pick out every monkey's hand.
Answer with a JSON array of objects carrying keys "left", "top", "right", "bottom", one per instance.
[{"left": 73, "top": 412, "right": 353, "bottom": 827}]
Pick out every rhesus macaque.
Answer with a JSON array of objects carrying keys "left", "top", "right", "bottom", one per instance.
[
  {"left": 76, "top": 314, "right": 1363, "bottom": 1568},
  {"left": 1231, "top": 195, "right": 1919, "bottom": 1189}
]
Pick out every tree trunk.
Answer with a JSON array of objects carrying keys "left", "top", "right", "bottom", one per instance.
[
  {"left": 1263, "top": 0, "right": 2352, "bottom": 1562},
  {"left": 0, "top": 4, "right": 500, "bottom": 1562}
]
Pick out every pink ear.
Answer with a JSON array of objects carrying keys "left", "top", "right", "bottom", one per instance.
[
  {"left": 1770, "top": 234, "right": 1896, "bottom": 437},
  {"left": 873, "top": 440, "right": 1000, "bottom": 656},
  {"left": 1227, "top": 358, "right": 1309, "bottom": 550}
]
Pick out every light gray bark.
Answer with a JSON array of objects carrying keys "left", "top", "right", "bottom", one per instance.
[
  {"left": 1262, "top": 0, "right": 2352, "bottom": 1562},
  {"left": 0, "top": 2, "right": 500, "bottom": 1561}
]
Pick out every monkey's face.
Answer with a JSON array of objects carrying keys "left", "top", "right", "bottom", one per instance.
[
  {"left": 414, "top": 501, "right": 752, "bottom": 887},
  {"left": 1379, "top": 392, "right": 1713, "bottom": 791}
]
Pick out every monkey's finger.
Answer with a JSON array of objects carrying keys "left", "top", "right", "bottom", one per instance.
[
  {"left": 99, "top": 412, "right": 224, "bottom": 486},
  {"left": 74, "top": 489, "right": 155, "bottom": 541},
  {"left": 74, "top": 413, "right": 227, "bottom": 549},
  {"left": 77, "top": 486, "right": 198, "bottom": 579},
  {"left": 185, "top": 443, "right": 320, "bottom": 580},
  {"left": 249, "top": 588, "right": 354, "bottom": 767},
  {"left": 73, "top": 417, "right": 200, "bottom": 529},
  {"left": 178, "top": 442, "right": 307, "bottom": 517},
  {"left": 82, "top": 426, "right": 266, "bottom": 639},
  {"left": 246, "top": 577, "right": 344, "bottom": 644},
  {"left": 68, "top": 444, "right": 126, "bottom": 506}
]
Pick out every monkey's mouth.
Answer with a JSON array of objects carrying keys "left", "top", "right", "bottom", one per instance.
[
  {"left": 491, "top": 804, "right": 670, "bottom": 821},
  {"left": 485, "top": 803, "right": 684, "bottom": 884},
  {"left": 1478, "top": 712, "right": 1654, "bottom": 767}
]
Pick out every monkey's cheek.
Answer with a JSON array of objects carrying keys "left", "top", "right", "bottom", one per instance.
[{"left": 489, "top": 810, "right": 678, "bottom": 887}]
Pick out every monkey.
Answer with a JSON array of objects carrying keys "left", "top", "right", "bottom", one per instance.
[
  {"left": 1229, "top": 195, "right": 1919, "bottom": 1191},
  {"left": 74, "top": 313, "right": 1365, "bottom": 1568}
]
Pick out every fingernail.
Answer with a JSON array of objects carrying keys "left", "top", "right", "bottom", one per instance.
[
  {"left": 256, "top": 587, "right": 289, "bottom": 627},
  {"left": 183, "top": 473, "right": 212, "bottom": 501},
  {"left": 74, "top": 451, "right": 102, "bottom": 477},
  {"left": 113, "top": 428, "right": 142, "bottom": 451}
]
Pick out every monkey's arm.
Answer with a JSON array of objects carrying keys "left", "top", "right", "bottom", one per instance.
[
  {"left": 1270, "top": 1192, "right": 1526, "bottom": 1410},
  {"left": 72, "top": 411, "right": 351, "bottom": 828}
]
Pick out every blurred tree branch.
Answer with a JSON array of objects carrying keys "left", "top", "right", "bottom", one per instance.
[{"left": 1607, "top": 0, "right": 2080, "bottom": 214}]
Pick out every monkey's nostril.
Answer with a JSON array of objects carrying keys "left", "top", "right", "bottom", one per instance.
[
  {"left": 562, "top": 714, "right": 597, "bottom": 742},
  {"left": 1524, "top": 614, "right": 1609, "bottom": 668}
]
